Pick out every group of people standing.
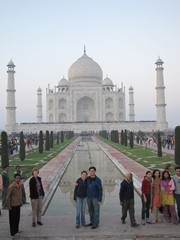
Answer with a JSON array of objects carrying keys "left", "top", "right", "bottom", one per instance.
[
  {"left": 0, "top": 166, "right": 44, "bottom": 238},
  {"left": 1, "top": 162, "right": 180, "bottom": 237},
  {"left": 74, "top": 166, "right": 103, "bottom": 229},
  {"left": 119, "top": 163, "right": 180, "bottom": 227},
  {"left": 141, "top": 164, "right": 180, "bottom": 225}
]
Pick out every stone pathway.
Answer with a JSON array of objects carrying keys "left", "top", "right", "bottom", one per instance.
[{"left": 0, "top": 137, "right": 180, "bottom": 240}]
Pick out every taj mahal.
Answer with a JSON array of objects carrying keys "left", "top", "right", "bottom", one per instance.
[{"left": 5, "top": 48, "right": 168, "bottom": 134}]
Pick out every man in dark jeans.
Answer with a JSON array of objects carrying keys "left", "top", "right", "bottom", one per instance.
[
  {"left": 119, "top": 173, "right": 139, "bottom": 227},
  {"left": 86, "top": 166, "right": 103, "bottom": 229}
]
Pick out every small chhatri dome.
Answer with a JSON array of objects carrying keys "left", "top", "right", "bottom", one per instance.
[
  {"left": 7, "top": 59, "right": 15, "bottom": 67},
  {"left": 155, "top": 57, "right": 164, "bottom": 65},
  {"left": 68, "top": 49, "right": 103, "bottom": 85},
  {"left": 129, "top": 86, "right": 133, "bottom": 90},
  {"left": 37, "top": 87, "right": 42, "bottom": 92},
  {"left": 102, "top": 77, "right": 113, "bottom": 86},
  {"left": 58, "top": 77, "right": 69, "bottom": 86}
]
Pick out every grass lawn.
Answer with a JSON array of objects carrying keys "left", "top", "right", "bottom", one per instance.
[
  {"left": 98, "top": 137, "right": 175, "bottom": 174},
  {"left": 1, "top": 137, "right": 76, "bottom": 184}
]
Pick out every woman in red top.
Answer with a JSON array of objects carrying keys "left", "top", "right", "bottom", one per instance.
[{"left": 141, "top": 171, "right": 152, "bottom": 225}]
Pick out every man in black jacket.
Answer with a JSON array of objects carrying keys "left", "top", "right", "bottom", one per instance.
[
  {"left": 119, "top": 172, "right": 139, "bottom": 227},
  {"left": 29, "top": 168, "right": 44, "bottom": 227}
]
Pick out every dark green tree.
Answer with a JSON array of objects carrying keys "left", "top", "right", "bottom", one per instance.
[
  {"left": 115, "top": 130, "right": 119, "bottom": 143},
  {"left": 124, "top": 129, "right": 128, "bottom": 146},
  {"left": 50, "top": 131, "right": 54, "bottom": 148},
  {"left": 45, "top": 130, "right": 50, "bottom": 151},
  {"left": 19, "top": 131, "right": 26, "bottom": 161},
  {"left": 57, "top": 132, "right": 59, "bottom": 145},
  {"left": 175, "top": 126, "right": 180, "bottom": 165},
  {"left": 60, "top": 131, "right": 64, "bottom": 143},
  {"left": 157, "top": 131, "right": 162, "bottom": 157},
  {"left": 121, "top": 130, "right": 124, "bottom": 145},
  {"left": 129, "top": 131, "right": 134, "bottom": 149},
  {"left": 1, "top": 131, "right": 9, "bottom": 168},
  {"left": 38, "top": 130, "right": 44, "bottom": 153}
]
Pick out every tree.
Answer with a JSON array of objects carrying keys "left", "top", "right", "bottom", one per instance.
[
  {"left": 175, "top": 126, "right": 180, "bottom": 165},
  {"left": 129, "top": 131, "right": 134, "bottom": 149},
  {"left": 1, "top": 131, "right": 9, "bottom": 168},
  {"left": 19, "top": 131, "right": 26, "bottom": 161},
  {"left": 124, "top": 129, "right": 128, "bottom": 146},
  {"left": 38, "top": 130, "right": 44, "bottom": 153},
  {"left": 45, "top": 130, "right": 50, "bottom": 151},
  {"left": 57, "top": 132, "right": 59, "bottom": 145},
  {"left": 60, "top": 131, "right": 64, "bottom": 143},
  {"left": 157, "top": 131, "right": 162, "bottom": 157},
  {"left": 50, "top": 131, "right": 54, "bottom": 148},
  {"left": 121, "top": 130, "right": 124, "bottom": 145}
]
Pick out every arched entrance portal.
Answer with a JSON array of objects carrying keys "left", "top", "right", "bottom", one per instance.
[{"left": 77, "top": 96, "right": 95, "bottom": 121}]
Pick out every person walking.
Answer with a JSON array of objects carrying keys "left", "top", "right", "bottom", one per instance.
[
  {"left": 119, "top": 172, "right": 139, "bottom": 227},
  {"left": 6, "top": 173, "right": 23, "bottom": 237},
  {"left": 172, "top": 166, "right": 180, "bottom": 223},
  {"left": 161, "top": 170, "right": 178, "bottom": 224},
  {"left": 29, "top": 168, "right": 45, "bottom": 227},
  {"left": 2, "top": 166, "right": 10, "bottom": 209},
  {"left": 74, "top": 170, "right": 88, "bottom": 228},
  {"left": 151, "top": 169, "right": 161, "bottom": 223},
  {"left": 141, "top": 170, "right": 152, "bottom": 225},
  {"left": 86, "top": 166, "right": 103, "bottom": 229}
]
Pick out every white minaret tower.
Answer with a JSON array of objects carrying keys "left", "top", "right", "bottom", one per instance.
[
  {"left": 129, "top": 86, "right": 135, "bottom": 121},
  {"left": 155, "top": 57, "right": 168, "bottom": 130},
  {"left": 37, "top": 87, "right": 43, "bottom": 123},
  {"left": 5, "top": 59, "right": 17, "bottom": 133}
]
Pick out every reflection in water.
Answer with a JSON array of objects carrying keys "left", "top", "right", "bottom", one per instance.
[{"left": 45, "top": 138, "right": 123, "bottom": 216}]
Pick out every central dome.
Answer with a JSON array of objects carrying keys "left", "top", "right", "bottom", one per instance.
[{"left": 68, "top": 52, "right": 103, "bottom": 85}]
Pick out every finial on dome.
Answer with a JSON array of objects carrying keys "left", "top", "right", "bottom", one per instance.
[{"left": 84, "top": 45, "right": 86, "bottom": 55}]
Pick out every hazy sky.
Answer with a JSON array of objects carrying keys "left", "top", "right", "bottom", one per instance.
[{"left": 0, "top": 0, "right": 180, "bottom": 130}]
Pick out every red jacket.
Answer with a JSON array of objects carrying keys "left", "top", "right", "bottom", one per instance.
[{"left": 141, "top": 178, "right": 151, "bottom": 195}]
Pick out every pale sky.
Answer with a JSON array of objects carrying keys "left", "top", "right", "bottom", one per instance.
[{"left": 0, "top": 0, "right": 180, "bottom": 130}]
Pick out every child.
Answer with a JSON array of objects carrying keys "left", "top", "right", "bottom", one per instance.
[
  {"left": 161, "top": 170, "right": 178, "bottom": 224},
  {"left": 141, "top": 170, "right": 152, "bottom": 225},
  {"left": 151, "top": 169, "right": 161, "bottom": 223}
]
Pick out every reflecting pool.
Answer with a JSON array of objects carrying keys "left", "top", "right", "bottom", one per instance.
[{"left": 45, "top": 137, "right": 141, "bottom": 217}]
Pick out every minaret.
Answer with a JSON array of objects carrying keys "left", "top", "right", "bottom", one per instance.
[
  {"left": 129, "top": 86, "right": 135, "bottom": 121},
  {"left": 155, "top": 57, "right": 168, "bottom": 130},
  {"left": 5, "top": 59, "right": 17, "bottom": 133},
  {"left": 37, "top": 87, "right": 43, "bottom": 123}
]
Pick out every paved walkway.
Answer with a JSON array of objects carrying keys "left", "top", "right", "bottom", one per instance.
[{"left": 0, "top": 137, "right": 180, "bottom": 240}]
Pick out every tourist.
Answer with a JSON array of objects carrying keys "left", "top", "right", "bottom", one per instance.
[
  {"left": 172, "top": 166, "right": 180, "bottom": 223},
  {"left": 6, "top": 173, "right": 23, "bottom": 237},
  {"left": 151, "top": 169, "right": 161, "bottom": 223},
  {"left": 29, "top": 168, "right": 45, "bottom": 227},
  {"left": 2, "top": 165, "right": 10, "bottom": 209},
  {"left": 14, "top": 165, "right": 27, "bottom": 204},
  {"left": 74, "top": 170, "right": 88, "bottom": 228},
  {"left": 164, "top": 163, "right": 173, "bottom": 175},
  {"left": 86, "top": 166, "right": 103, "bottom": 229},
  {"left": 119, "top": 172, "right": 139, "bottom": 227},
  {"left": 141, "top": 170, "right": 152, "bottom": 225},
  {"left": 161, "top": 170, "right": 178, "bottom": 224}
]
